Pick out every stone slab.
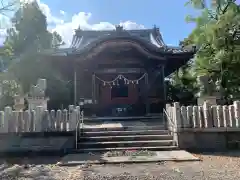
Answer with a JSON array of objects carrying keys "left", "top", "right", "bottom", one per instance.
[
  {"left": 58, "top": 150, "right": 200, "bottom": 166},
  {"left": 83, "top": 123, "right": 123, "bottom": 129},
  {"left": 82, "top": 120, "right": 164, "bottom": 130},
  {"left": 0, "top": 135, "right": 75, "bottom": 155}
]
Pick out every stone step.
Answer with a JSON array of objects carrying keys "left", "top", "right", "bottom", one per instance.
[
  {"left": 79, "top": 134, "right": 173, "bottom": 142},
  {"left": 83, "top": 116, "right": 163, "bottom": 122},
  {"left": 81, "top": 126, "right": 167, "bottom": 132},
  {"left": 78, "top": 140, "right": 174, "bottom": 149},
  {"left": 73, "top": 146, "right": 178, "bottom": 153},
  {"left": 82, "top": 120, "right": 165, "bottom": 126},
  {"left": 81, "top": 130, "right": 170, "bottom": 136}
]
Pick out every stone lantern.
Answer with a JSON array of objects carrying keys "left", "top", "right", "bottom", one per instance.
[{"left": 26, "top": 79, "right": 49, "bottom": 110}]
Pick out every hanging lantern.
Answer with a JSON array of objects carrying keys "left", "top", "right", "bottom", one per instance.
[
  {"left": 103, "top": 82, "right": 106, "bottom": 86},
  {"left": 136, "top": 80, "right": 139, "bottom": 84}
]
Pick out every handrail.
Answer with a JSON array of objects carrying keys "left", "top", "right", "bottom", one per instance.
[
  {"left": 163, "top": 108, "right": 179, "bottom": 146},
  {"left": 163, "top": 108, "right": 175, "bottom": 133},
  {"left": 75, "top": 110, "right": 84, "bottom": 149},
  {"left": 163, "top": 108, "right": 174, "bottom": 126}
]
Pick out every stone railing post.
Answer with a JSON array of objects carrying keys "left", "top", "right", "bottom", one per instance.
[
  {"left": 56, "top": 110, "right": 62, "bottom": 131},
  {"left": 4, "top": 106, "right": 12, "bottom": 133},
  {"left": 186, "top": 106, "right": 193, "bottom": 127},
  {"left": 50, "top": 110, "right": 56, "bottom": 131},
  {"left": 203, "top": 101, "right": 211, "bottom": 128},
  {"left": 62, "top": 109, "right": 68, "bottom": 131},
  {"left": 181, "top": 106, "right": 188, "bottom": 128},
  {"left": 23, "top": 110, "right": 31, "bottom": 132},
  {"left": 211, "top": 105, "right": 218, "bottom": 127},
  {"left": 0, "top": 111, "right": 5, "bottom": 133},
  {"left": 229, "top": 105, "right": 235, "bottom": 127},
  {"left": 234, "top": 101, "right": 240, "bottom": 127},
  {"left": 69, "top": 105, "right": 77, "bottom": 131},
  {"left": 165, "top": 104, "right": 171, "bottom": 129},
  {"left": 173, "top": 102, "right": 181, "bottom": 129},
  {"left": 171, "top": 102, "right": 181, "bottom": 146},
  {"left": 192, "top": 106, "right": 198, "bottom": 128},
  {"left": 35, "top": 106, "right": 44, "bottom": 132},
  {"left": 217, "top": 105, "right": 224, "bottom": 127},
  {"left": 223, "top": 105, "right": 229, "bottom": 127}
]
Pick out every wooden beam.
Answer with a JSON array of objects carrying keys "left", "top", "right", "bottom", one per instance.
[{"left": 95, "top": 68, "right": 145, "bottom": 74}]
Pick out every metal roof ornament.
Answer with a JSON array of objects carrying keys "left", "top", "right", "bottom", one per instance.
[
  {"left": 115, "top": 25, "right": 124, "bottom": 32},
  {"left": 153, "top": 25, "right": 160, "bottom": 33}
]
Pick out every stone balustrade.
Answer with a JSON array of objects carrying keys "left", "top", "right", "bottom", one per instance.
[
  {"left": 0, "top": 105, "right": 81, "bottom": 133},
  {"left": 166, "top": 101, "right": 240, "bottom": 131}
]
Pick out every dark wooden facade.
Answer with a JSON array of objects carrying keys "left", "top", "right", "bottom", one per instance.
[{"left": 44, "top": 26, "right": 196, "bottom": 116}]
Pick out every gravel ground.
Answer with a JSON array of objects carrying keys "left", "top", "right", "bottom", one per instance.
[{"left": 0, "top": 151, "right": 240, "bottom": 180}]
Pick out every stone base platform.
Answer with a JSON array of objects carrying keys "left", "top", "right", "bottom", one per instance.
[{"left": 58, "top": 150, "right": 200, "bottom": 166}]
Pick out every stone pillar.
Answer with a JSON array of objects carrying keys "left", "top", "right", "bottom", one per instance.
[{"left": 169, "top": 102, "right": 181, "bottom": 146}]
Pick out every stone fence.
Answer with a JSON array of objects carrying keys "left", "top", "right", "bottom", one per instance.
[
  {"left": 0, "top": 105, "right": 81, "bottom": 133},
  {"left": 166, "top": 101, "right": 240, "bottom": 130},
  {"left": 166, "top": 100, "right": 240, "bottom": 151}
]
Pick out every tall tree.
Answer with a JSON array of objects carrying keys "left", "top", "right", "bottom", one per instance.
[
  {"left": 183, "top": 0, "right": 240, "bottom": 100},
  {"left": 0, "top": 0, "right": 69, "bottom": 109},
  {"left": 4, "top": 1, "right": 63, "bottom": 55}
]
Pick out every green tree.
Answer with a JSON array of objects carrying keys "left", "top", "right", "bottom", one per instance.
[
  {"left": 0, "top": 0, "right": 70, "bottom": 109},
  {"left": 166, "top": 62, "right": 198, "bottom": 105},
  {"left": 183, "top": 0, "right": 240, "bottom": 101},
  {"left": 5, "top": 1, "right": 63, "bottom": 55}
]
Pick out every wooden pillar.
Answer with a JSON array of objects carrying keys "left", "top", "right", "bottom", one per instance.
[
  {"left": 145, "top": 73, "right": 150, "bottom": 115},
  {"left": 92, "top": 74, "right": 96, "bottom": 116},
  {"left": 92, "top": 74, "right": 96, "bottom": 104},
  {"left": 74, "top": 66, "right": 77, "bottom": 106},
  {"left": 162, "top": 65, "right": 166, "bottom": 105}
]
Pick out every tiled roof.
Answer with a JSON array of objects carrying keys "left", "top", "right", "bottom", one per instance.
[{"left": 69, "top": 26, "right": 195, "bottom": 54}]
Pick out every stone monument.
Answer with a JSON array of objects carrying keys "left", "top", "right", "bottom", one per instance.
[
  {"left": 197, "top": 75, "right": 220, "bottom": 106},
  {"left": 27, "top": 79, "right": 49, "bottom": 110},
  {"left": 13, "top": 94, "right": 25, "bottom": 111}
]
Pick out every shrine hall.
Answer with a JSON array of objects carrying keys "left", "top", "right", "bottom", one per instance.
[{"left": 42, "top": 25, "right": 196, "bottom": 117}]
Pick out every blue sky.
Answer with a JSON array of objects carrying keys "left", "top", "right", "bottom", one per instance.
[
  {"left": 0, "top": 0, "right": 199, "bottom": 46},
  {"left": 41, "top": 0, "right": 198, "bottom": 46}
]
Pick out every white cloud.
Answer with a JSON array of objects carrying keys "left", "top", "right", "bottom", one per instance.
[
  {"left": 36, "top": 1, "right": 145, "bottom": 46},
  {"left": 1, "top": 0, "right": 145, "bottom": 46},
  {"left": 60, "top": 10, "right": 65, "bottom": 15},
  {"left": 52, "top": 13, "right": 145, "bottom": 46}
]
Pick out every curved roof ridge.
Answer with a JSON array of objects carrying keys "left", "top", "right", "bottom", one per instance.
[
  {"left": 68, "top": 26, "right": 196, "bottom": 54},
  {"left": 149, "top": 33, "right": 162, "bottom": 48},
  {"left": 152, "top": 27, "right": 166, "bottom": 47}
]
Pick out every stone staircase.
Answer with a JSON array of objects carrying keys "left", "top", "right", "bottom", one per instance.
[{"left": 76, "top": 116, "right": 178, "bottom": 152}]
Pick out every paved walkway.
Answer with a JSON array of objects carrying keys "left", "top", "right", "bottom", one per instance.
[
  {"left": 59, "top": 150, "right": 199, "bottom": 165},
  {"left": 1, "top": 152, "right": 240, "bottom": 179}
]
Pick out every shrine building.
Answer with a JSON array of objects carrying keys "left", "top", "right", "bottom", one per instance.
[{"left": 42, "top": 26, "right": 196, "bottom": 117}]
